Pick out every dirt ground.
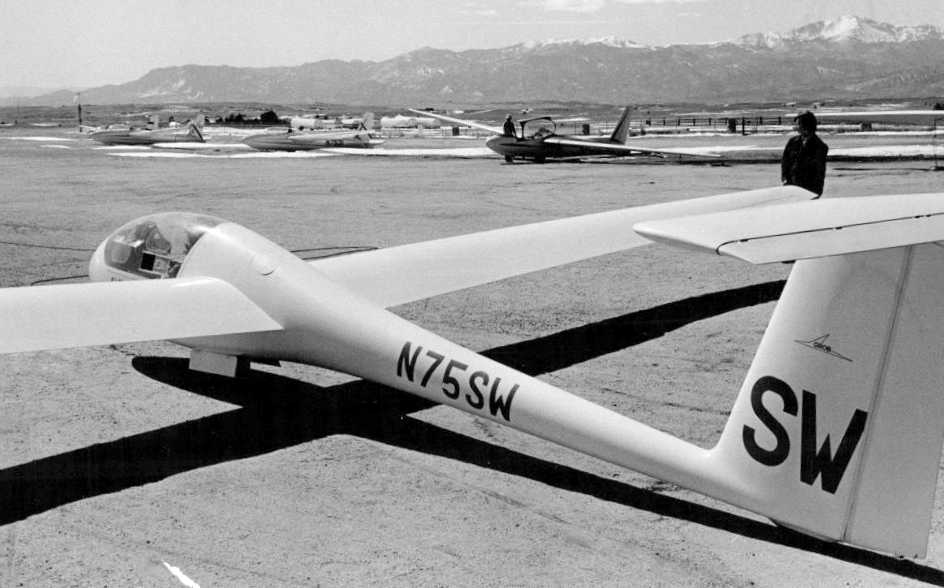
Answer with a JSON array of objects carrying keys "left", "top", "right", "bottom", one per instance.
[{"left": 1, "top": 130, "right": 944, "bottom": 586}]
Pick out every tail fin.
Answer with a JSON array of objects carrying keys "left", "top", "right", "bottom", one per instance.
[
  {"left": 186, "top": 122, "right": 204, "bottom": 142},
  {"left": 636, "top": 194, "right": 944, "bottom": 557},
  {"left": 715, "top": 247, "right": 944, "bottom": 556},
  {"left": 609, "top": 106, "right": 632, "bottom": 143},
  {"left": 361, "top": 112, "right": 374, "bottom": 132}
]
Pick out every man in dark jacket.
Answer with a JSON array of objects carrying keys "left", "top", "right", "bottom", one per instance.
[
  {"left": 503, "top": 114, "right": 517, "bottom": 138},
  {"left": 781, "top": 111, "right": 828, "bottom": 196}
]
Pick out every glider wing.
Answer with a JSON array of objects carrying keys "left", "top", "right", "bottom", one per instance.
[
  {"left": 0, "top": 277, "right": 282, "bottom": 354},
  {"left": 544, "top": 136, "right": 720, "bottom": 158},
  {"left": 408, "top": 109, "right": 504, "bottom": 135},
  {"left": 311, "top": 186, "right": 814, "bottom": 307}
]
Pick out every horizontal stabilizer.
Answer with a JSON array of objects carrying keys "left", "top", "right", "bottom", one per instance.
[
  {"left": 0, "top": 277, "right": 282, "bottom": 354},
  {"left": 634, "top": 193, "right": 944, "bottom": 264}
]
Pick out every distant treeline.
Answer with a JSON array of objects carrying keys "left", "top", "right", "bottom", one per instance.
[{"left": 209, "top": 109, "right": 285, "bottom": 126}]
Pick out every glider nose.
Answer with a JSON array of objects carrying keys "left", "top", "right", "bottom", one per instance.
[
  {"left": 485, "top": 135, "right": 506, "bottom": 153},
  {"left": 243, "top": 134, "right": 286, "bottom": 151},
  {"left": 243, "top": 134, "right": 268, "bottom": 151}
]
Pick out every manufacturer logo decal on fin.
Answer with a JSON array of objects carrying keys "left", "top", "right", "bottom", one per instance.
[{"left": 794, "top": 334, "right": 852, "bottom": 362}]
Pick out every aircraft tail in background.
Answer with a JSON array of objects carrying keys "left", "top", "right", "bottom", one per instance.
[
  {"left": 186, "top": 121, "right": 204, "bottom": 142},
  {"left": 609, "top": 106, "right": 633, "bottom": 143}
]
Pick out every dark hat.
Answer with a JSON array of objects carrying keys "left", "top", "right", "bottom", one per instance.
[{"left": 795, "top": 110, "right": 817, "bottom": 131}]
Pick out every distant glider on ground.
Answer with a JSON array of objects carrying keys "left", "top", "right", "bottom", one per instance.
[
  {"left": 411, "top": 106, "right": 718, "bottom": 163},
  {"left": 7, "top": 185, "right": 944, "bottom": 558},
  {"left": 244, "top": 114, "right": 382, "bottom": 151},
  {"left": 90, "top": 119, "right": 205, "bottom": 146},
  {"left": 243, "top": 128, "right": 381, "bottom": 151}
]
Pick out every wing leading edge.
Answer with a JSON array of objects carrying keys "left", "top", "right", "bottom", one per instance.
[
  {"left": 0, "top": 276, "right": 282, "bottom": 354},
  {"left": 408, "top": 109, "right": 504, "bottom": 135},
  {"left": 311, "top": 186, "right": 815, "bottom": 307}
]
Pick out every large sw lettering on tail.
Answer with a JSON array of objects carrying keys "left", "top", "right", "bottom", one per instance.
[{"left": 742, "top": 375, "right": 868, "bottom": 494}]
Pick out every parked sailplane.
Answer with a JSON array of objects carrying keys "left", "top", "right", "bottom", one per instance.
[
  {"left": 243, "top": 113, "right": 382, "bottom": 151},
  {"left": 7, "top": 186, "right": 944, "bottom": 558},
  {"left": 90, "top": 115, "right": 205, "bottom": 146},
  {"left": 410, "top": 107, "right": 717, "bottom": 162}
]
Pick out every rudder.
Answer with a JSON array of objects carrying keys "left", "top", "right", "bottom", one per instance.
[
  {"left": 609, "top": 106, "right": 633, "bottom": 143},
  {"left": 187, "top": 121, "right": 204, "bottom": 142}
]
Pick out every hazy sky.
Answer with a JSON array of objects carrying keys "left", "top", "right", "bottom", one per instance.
[{"left": 3, "top": 0, "right": 944, "bottom": 89}]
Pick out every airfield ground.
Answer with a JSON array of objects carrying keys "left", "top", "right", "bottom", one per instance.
[{"left": 0, "top": 128, "right": 944, "bottom": 586}]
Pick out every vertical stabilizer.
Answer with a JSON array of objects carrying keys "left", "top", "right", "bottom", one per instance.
[
  {"left": 609, "top": 106, "right": 633, "bottom": 143},
  {"left": 711, "top": 245, "right": 944, "bottom": 557},
  {"left": 187, "top": 122, "right": 204, "bottom": 142}
]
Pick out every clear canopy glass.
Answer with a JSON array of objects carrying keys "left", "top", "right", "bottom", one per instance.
[
  {"left": 521, "top": 117, "right": 557, "bottom": 139},
  {"left": 102, "top": 212, "right": 224, "bottom": 279}
]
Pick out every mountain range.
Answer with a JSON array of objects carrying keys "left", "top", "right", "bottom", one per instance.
[{"left": 15, "top": 16, "right": 944, "bottom": 107}]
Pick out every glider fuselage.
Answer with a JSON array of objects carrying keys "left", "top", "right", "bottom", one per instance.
[
  {"left": 90, "top": 125, "right": 204, "bottom": 145},
  {"left": 485, "top": 134, "right": 626, "bottom": 162},
  {"left": 243, "top": 130, "right": 376, "bottom": 151},
  {"left": 89, "top": 218, "right": 737, "bottom": 503}
]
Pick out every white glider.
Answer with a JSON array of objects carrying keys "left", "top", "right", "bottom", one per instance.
[
  {"left": 9, "top": 185, "right": 944, "bottom": 558},
  {"left": 410, "top": 107, "right": 718, "bottom": 162}
]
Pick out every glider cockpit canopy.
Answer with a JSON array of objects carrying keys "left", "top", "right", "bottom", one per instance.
[
  {"left": 520, "top": 116, "right": 556, "bottom": 139},
  {"left": 101, "top": 212, "right": 223, "bottom": 279}
]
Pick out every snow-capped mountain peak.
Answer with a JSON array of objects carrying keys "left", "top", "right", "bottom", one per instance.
[
  {"left": 736, "top": 15, "right": 944, "bottom": 48},
  {"left": 518, "top": 36, "right": 646, "bottom": 50}
]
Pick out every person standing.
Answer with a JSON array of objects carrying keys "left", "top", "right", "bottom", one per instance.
[
  {"left": 503, "top": 114, "right": 517, "bottom": 138},
  {"left": 781, "top": 111, "right": 829, "bottom": 196}
]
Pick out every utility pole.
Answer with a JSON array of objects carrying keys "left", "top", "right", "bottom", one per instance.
[
  {"left": 74, "top": 92, "right": 82, "bottom": 129},
  {"left": 934, "top": 117, "right": 943, "bottom": 171}
]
